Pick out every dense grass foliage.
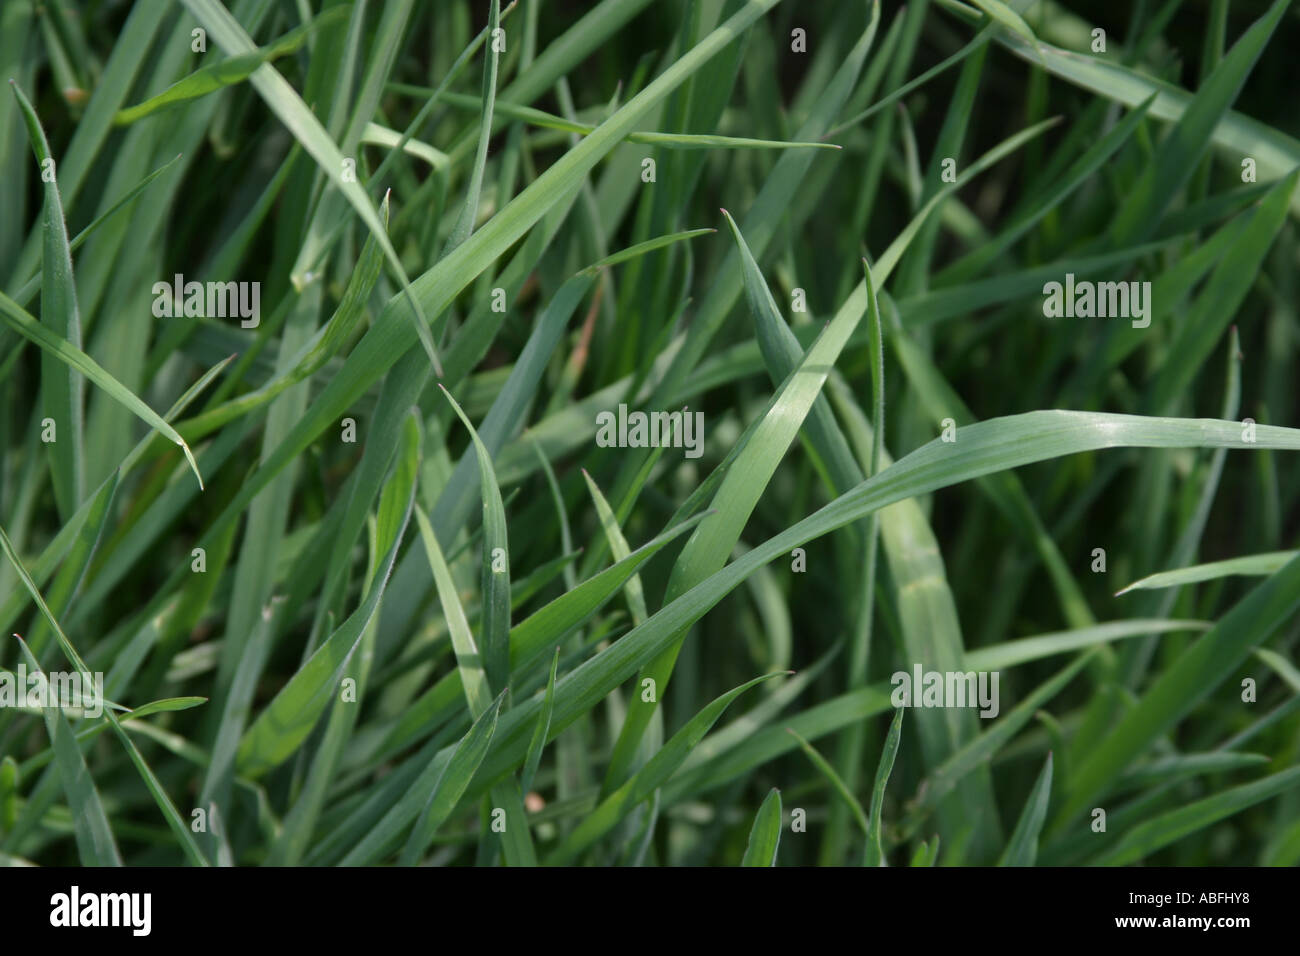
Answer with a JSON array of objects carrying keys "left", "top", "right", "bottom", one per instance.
[{"left": 2, "top": 0, "right": 1299, "bottom": 867}]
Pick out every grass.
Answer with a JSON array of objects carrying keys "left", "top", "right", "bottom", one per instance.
[{"left": 1, "top": 0, "right": 1298, "bottom": 868}]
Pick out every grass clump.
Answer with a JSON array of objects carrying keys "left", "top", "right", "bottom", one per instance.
[{"left": 2, "top": 0, "right": 1299, "bottom": 867}]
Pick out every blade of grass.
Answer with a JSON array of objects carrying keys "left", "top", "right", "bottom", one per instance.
[
  {"left": 740, "top": 787, "right": 782, "bottom": 866},
  {"left": 864, "top": 707, "right": 903, "bottom": 867},
  {"left": 997, "top": 753, "right": 1053, "bottom": 866}
]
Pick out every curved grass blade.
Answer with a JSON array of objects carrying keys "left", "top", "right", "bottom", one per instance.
[
  {"left": 432, "top": 274, "right": 593, "bottom": 543},
  {"left": 372, "top": 511, "right": 710, "bottom": 765},
  {"left": 579, "top": 228, "right": 715, "bottom": 275},
  {"left": 787, "top": 728, "right": 869, "bottom": 836},
  {"left": 963, "top": 620, "right": 1208, "bottom": 671},
  {"left": 12, "top": 153, "right": 185, "bottom": 309},
  {"left": 864, "top": 706, "right": 903, "bottom": 867},
  {"left": 0, "top": 290, "right": 203, "bottom": 489},
  {"left": 466, "top": 411, "right": 1300, "bottom": 801},
  {"left": 12, "top": 80, "right": 85, "bottom": 519},
  {"left": 3, "top": 535, "right": 207, "bottom": 866},
  {"left": 361, "top": 123, "right": 449, "bottom": 171},
  {"left": 1255, "top": 648, "right": 1300, "bottom": 694},
  {"left": 1116, "top": 552, "right": 1296, "bottom": 595},
  {"left": 969, "top": 0, "right": 1039, "bottom": 53},
  {"left": 582, "top": 470, "right": 647, "bottom": 624},
  {"left": 113, "top": 8, "right": 349, "bottom": 126}
]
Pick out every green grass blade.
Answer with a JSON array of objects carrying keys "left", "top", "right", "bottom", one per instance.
[
  {"left": 399, "top": 691, "right": 505, "bottom": 866},
  {"left": 964, "top": 620, "right": 1208, "bottom": 670},
  {"left": 582, "top": 470, "right": 647, "bottom": 624},
  {"left": 112, "top": 8, "right": 350, "bottom": 126},
  {"left": 549, "top": 672, "right": 782, "bottom": 863},
  {"left": 0, "top": 290, "right": 202, "bottom": 489},
  {"left": 1089, "top": 764, "right": 1300, "bottom": 866},
  {"left": 604, "top": 219, "right": 868, "bottom": 791},
  {"left": 997, "top": 753, "right": 1053, "bottom": 866},
  {"left": 519, "top": 648, "right": 559, "bottom": 796},
  {"left": 12, "top": 639, "right": 120, "bottom": 866},
  {"left": 440, "top": 384, "right": 512, "bottom": 694},
  {"left": 414, "top": 506, "right": 492, "bottom": 718},
  {"left": 178, "top": 0, "right": 443, "bottom": 376},
  {"left": 443, "top": 0, "right": 501, "bottom": 254},
  {"left": 235, "top": 414, "right": 420, "bottom": 777},
  {"left": 12, "top": 81, "right": 86, "bottom": 520},
  {"left": 1111, "top": 0, "right": 1288, "bottom": 244},
  {"left": 1116, "top": 552, "right": 1297, "bottom": 595},
  {"left": 1059, "top": 552, "right": 1300, "bottom": 829},
  {"left": 864, "top": 707, "right": 903, "bottom": 867},
  {"left": 787, "top": 727, "right": 870, "bottom": 836},
  {"left": 740, "top": 786, "right": 782, "bottom": 866}
]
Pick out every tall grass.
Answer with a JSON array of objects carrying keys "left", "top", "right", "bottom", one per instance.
[{"left": 1, "top": 0, "right": 1298, "bottom": 867}]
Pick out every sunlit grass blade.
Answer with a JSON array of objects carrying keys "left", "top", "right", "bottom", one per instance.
[
  {"left": 964, "top": 620, "right": 1208, "bottom": 671},
  {"left": 414, "top": 506, "right": 492, "bottom": 717},
  {"left": 1116, "top": 552, "right": 1296, "bottom": 595}
]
